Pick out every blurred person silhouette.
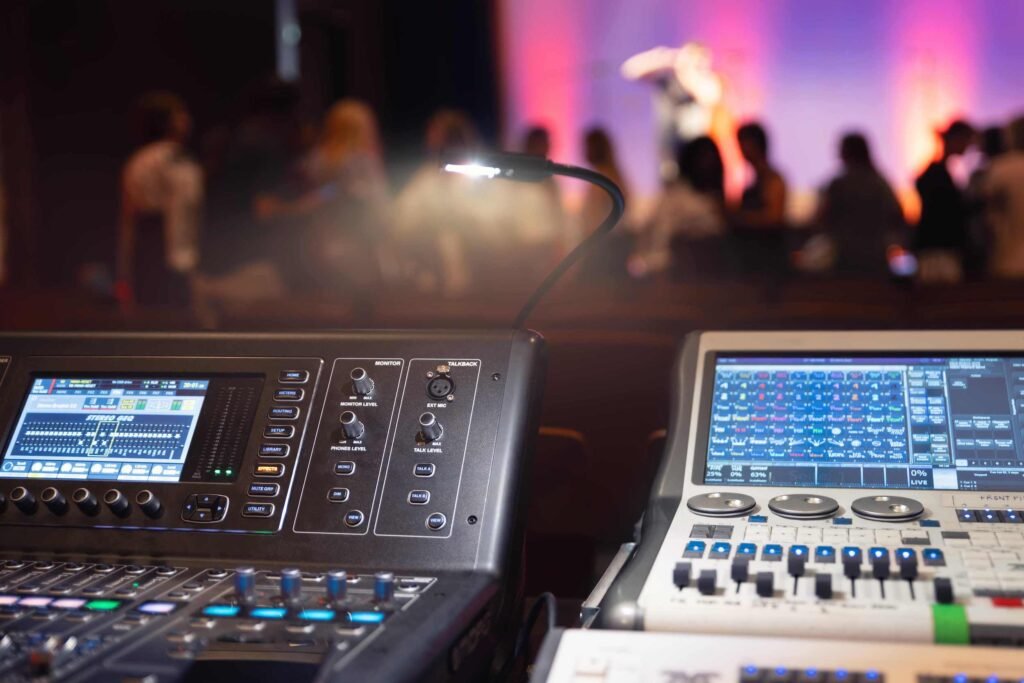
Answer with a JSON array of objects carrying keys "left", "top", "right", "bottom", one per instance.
[
  {"left": 257, "top": 99, "right": 390, "bottom": 295},
  {"left": 117, "top": 91, "right": 203, "bottom": 308},
  {"left": 393, "top": 109, "right": 493, "bottom": 296},
  {"left": 964, "top": 125, "right": 1007, "bottom": 276},
  {"left": 578, "top": 127, "right": 632, "bottom": 280},
  {"left": 983, "top": 116, "right": 1024, "bottom": 278},
  {"left": 629, "top": 136, "right": 725, "bottom": 278},
  {"left": 202, "top": 78, "right": 303, "bottom": 278},
  {"left": 914, "top": 119, "right": 976, "bottom": 283},
  {"left": 503, "top": 125, "right": 566, "bottom": 274},
  {"left": 816, "top": 132, "right": 905, "bottom": 275},
  {"left": 732, "top": 121, "right": 789, "bottom": 280}
]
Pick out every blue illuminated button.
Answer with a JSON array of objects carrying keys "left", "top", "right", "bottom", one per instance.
[
  {"left": 896, "top": 548, "right": 916, "bottom": 562},
  {"left": 348, "top": 611, "right": 386, "bottom": 624},
  {"left": 259, "top": 444, "right": 290, "bottom": 458},
  {"left": 137, "top": 601, "right": 178, "bottom": 615},
  {"left": 832, "top": 517, "right": 852, "bottom": 526},
  {"left": 269, "top": 406, "right": 300, "bottom": 420},
  {"left": 273, "top": 388, "right": 304, "bottom": 401},
  {"left": 250, "top": 607, "right": 288, "bottom": 620},
  {"left": 1000, "top": 509, "right": 1023, "bottom": 523},
  {"left": 736, "top": 543, "right": 757, "bottom": 558},
  {"left": 869, "top": 547, "right": 888, "bottom": 561},
  {"left": 957, "top": 509, "right": 977, "bottom": 523},
  {"left": 979, "top": 509, "right": 1000, "bottom": 523},
  {"left": 709, "top": 542, "right": 731, "bottom": 559},
  {"left": 279, "top": 370, "right": 309, "bottom": 383},
  {"left": 684, "top": 541, "right": 706, "bottom": 558},
  {"left": 299, "top": 609, "right": 335, "bottom": 622},
  {"left": 842, "top": 547, "right": 862, "bottom": 562},
  {"left": 761, "top": 544, "right": 783, "bottom": 561},
  {"left": 922, "top": 548, "right": 945, "bottom": 566},
  {"left": 789, "top": 545, "right": 809, "bottom": 557},
  {"left": 747, "top": 515, "right": 768, "bottom": 524},
  {"left": 202, "top": 604, "right": 240, "bottom": 618},
  {"left": 814, "top": 546, "right": 835, "bottom": 563},
  {"left": 863, "top": 671, "right": 880, "bottom": 682}
]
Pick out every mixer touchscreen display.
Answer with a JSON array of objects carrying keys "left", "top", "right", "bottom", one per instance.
[
  {"left": 703, "top": 355, "right": 1024, "bottom": 491},
  {"left": 0, "top": 376, "right": 254, "bottom": 483}
]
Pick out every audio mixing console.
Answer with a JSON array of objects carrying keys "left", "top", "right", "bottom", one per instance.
[
  {"left": 596, "top": 332, "right": 1024, "bottom": 647},
  {"left": 0, "top": 331, "right": 545, "bottom": 681}
]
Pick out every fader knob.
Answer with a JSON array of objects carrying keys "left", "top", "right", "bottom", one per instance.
[
  {"left": 673, "top": 562, "right": 692, "bottom": 589},
  {"left": 787, "top": 552, "right": 807, "bottom": 578},
  {"left": 418, "top": 412, "right": 443, "bottom": 442},
  {"left": 815, "top": 573, "right": 833, "bottom": 600},
  {"left": 899, "top": 554, "right": 919, "bottom": 581},
  {"left": 103, "top": 489, "right": 130, "bottom": 517},
  {"left": 72, "top": 488, "right": 99, "bottom": 516},
  {"left": 755, "top": 572, "right": 774, "bottom": 598},
  {"left": 730, "top": 558, "right": 749, "bottom": 584},
  {"left": 234, "top": 567, "right": 256, "bottom": 604},
  {"left": 280, "top": 568, "right": 302, "bottom": 604},
  {"left": 135, "top": 490, "right": 163, "bottom": 518},
  {"left": 11, "top": 487, "right": 37, "bottom": 514},
  {"left": 697, "top": 570, "right": 717, "bottom": 596},
  {"left": 374, "top": 571, "right": 395, "bottom": 603},
  {"left": 326, "top": 570, "right": 348, "bottom": 604},
  {"left": 350, "top": 368, "right": 374, "bottom": 396},
  {"left": 934, "top": 577, "right": 955, "bottom": 604},
  {"left": 339, "top": 411, "right": 365, "bottom": 440},
  {"left": 40, "top": 488, "right": 67, "bottom": 515}
]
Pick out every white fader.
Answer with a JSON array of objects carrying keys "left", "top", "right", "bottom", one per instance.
[{"left": 635, "top": 332, "right": 1024, "bottom": 646}]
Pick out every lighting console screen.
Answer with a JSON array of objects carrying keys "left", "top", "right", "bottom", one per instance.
[
  {"left": 703, "top": 355, "right": 1024, "bottom": 491},
  {"left": 1, "top": 375, "right": 262, "bottom": 483}
]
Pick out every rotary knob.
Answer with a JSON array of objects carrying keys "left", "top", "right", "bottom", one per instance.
[
  {"left": 280, "top": 568, "right": 302, "bottom": 604},
  {"left": 40, "top": 488, "right": 67, "bottom": 515},
  {"left": 234, "top": 567, "right": 256, "bottom": 604},
  {"left": 350, "top": 368, "right": 374, "bottom": 396},
  {"left": 103, "top": 489, "right": 130, "bottom": 517},
  {"left": 418, "top": 412, "right": 443, "bottom": 442},
  {"left": 374, "top": 571, "right": 395, "bottom": 603},
  {"left": 11, "top": 487, "right": 37, "bottom": 514},
  {"left": 72, "top": 488, "right": 99, "bottom": 516},
  {"left": 135, "top": 490, "right": 163, "bottom": 519},
  {"left": 339, "top": 411, "right": 365, "bottom": 440},
  {"left": 326, "top": 569, "right": 348, "bottom": 604}
]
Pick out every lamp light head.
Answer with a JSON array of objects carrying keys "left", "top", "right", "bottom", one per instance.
[{"left": 441, "top": 152, "right": 552, "bottom": 182}]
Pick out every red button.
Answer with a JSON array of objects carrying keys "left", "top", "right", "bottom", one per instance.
[{"left": 991, "top": 597, "right": 1023, "bottom": 608}]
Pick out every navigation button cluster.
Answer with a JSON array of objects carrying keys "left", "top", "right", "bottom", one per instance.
[{"left": 182, "top": 494, "right": 229, "bottom": 523}]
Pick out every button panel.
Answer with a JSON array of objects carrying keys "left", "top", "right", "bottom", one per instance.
[
  {"left": 293, "top": 359, "right": 404, "bottom": 535},
  {"left": 182, "top": 495, "right": 229, "bottom": 524}
]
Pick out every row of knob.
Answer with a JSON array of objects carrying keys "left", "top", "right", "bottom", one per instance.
[
  {"left": 338, "top": 411, "right": 443, "bottom": 443},
  {"left": 233, "top": 567, "right": 396, "bottom": 605},
  {"left": 3, "top": 487, "right": 162, "bottom": 518}
]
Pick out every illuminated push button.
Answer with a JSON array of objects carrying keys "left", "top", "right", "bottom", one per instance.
[
  {"left": 349, "top": 368, "right": 374, "bottom": 396},
  {"left": 335, "top": 462, "right": 356, "bottom": 476},
  {"left": 299, "top": 609, "right": 335, "bottom": 622},
  {"left": 425, "top": 513, "right": 447, "bottom": 531},
  {"left": 736, "top": 543, "right": 757, "bottom": 558},
  {"left": 709, "top": 542, "right": 731, "bottom": 559},
  {"left": 40, "top": 488, "right": 67, "bottom": 515},
  {"left": 250, "top": 607, "right": 287, "bottom": 620},
  {"left": 269, "top": 406, "right": 300, "bottom": 420},
  {"left": 922, "top": 548, "right": 945, "bottom": 567},
  {"left": 259, "top": 444, "right": 289, "bottom": 458},
  {"left": 254, "top": 463, "right": 285, "bottom": 478},
  {"left": 344, "top": 510, "right": 365, "bottom": 528},
  {"left": 242, "top": 502, "right": 275, "bottom": 518},
  {"left": 815, "top": 546, "right": 836, "bottom": 563},
  {"left": 135, "top": 490, "right": 162, "bottom": 519},
  {"left": 202, "top": 604, "right": 240, "bottom": 618},
  {"left": 414, "top": 463, "right": 435, "bottom": 478},
  {"left": 327, "top": 488, "right": 350, "bottom": 503},
  {"left": 264, "top": 425, "right": 295, "bottom": 439},
  {"left": 248, "top": 483, "right": 280, "bottom": 498},
  {"left": 957, "top": 509, "right": 977, "bottom": 523},
  {"left": 104, "top": 489, "right": 130, "bottom": 517},
  {"left": 761, "top": 544, "right": 783, "bottom": 561},
  {"left": 273, "top": 388, "right": 304, "bottom": 401},
  {"left": 998, "top": 509, "right": 1022, "bottom": 523},
  {"left": 408, "top": 490, "right": 430, "bottom": 505},
  {"left": 10, "top": 487, "right": 36, "bottom": 514},
  {"left": 978, "top": 509, "right": 1000, "bottom": 523},
  {"left": 348, "top": 611, "right": 385, "bottom": 625},
  {"left": 279, "top": 370, "right": 309, "bottom": 384}
]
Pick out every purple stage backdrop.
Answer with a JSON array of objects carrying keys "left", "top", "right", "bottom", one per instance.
[{"left": 499, "top": 0, "right": 1024, "bottom": 215}]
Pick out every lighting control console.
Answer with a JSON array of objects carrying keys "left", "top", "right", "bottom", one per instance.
[
  {"left": 0, "top": 330, "right": 545, "bottom": 681},
  {"left": 597, "top": 331, "right": 1024, "bottom": 648}
]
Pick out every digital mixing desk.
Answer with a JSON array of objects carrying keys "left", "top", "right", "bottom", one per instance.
[
  {"left": 596, "top": 331, "right": 1024, "bottom": 646},
  {"left": 0, "top": 330, "right": 545, "bottom": 682}
]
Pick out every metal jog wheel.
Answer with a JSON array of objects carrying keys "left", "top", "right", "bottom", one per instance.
[
  {"left": 686, "top": 492, "right": 757, "bottom": 517},
  {"left": 850, "top": 495, "right": 925, "bottom": 522},
  {"left": 768, "top": 494, "right": 840, "bottom": 520}
]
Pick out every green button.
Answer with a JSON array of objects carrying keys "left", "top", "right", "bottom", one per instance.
[
  {"left": 932, "top": 604, "right": 969, "bottom": 644},
  {"left": 85, "top": 599, "right": 121, "bottom": 612}
]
